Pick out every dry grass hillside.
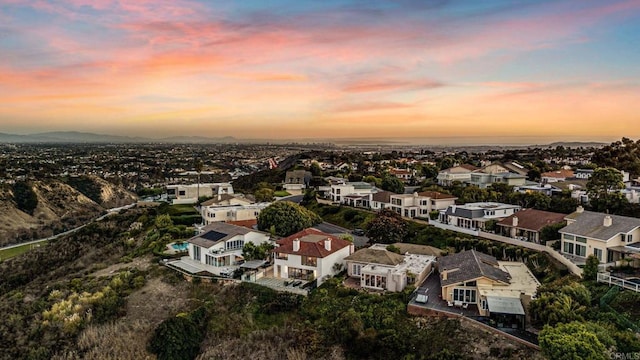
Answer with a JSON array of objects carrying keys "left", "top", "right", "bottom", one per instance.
[{"left": 0, "top": 177, "right": 136, "bottom": 247}]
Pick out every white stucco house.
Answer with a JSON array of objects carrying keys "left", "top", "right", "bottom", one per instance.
[
  {"left": 273, "top": 228, "right": 354, "bottom": 285},
  {"left": 199, "top": 194, "right": 270, "bottom": 225},
  {"left": 186, "top": 222, "right": 272, "bottom": 272},
  {"left": 167, "top": 183, "right": 234, "bottom": 204}
]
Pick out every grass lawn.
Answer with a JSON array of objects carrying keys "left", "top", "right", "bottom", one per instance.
[
  {"left": 0, "top": 241, "right": 48, "bottom": 261},
  {"left": 274, "top": 190, "right": 291, "bottom": 197}
]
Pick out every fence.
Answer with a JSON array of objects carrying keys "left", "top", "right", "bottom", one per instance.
[{"left": 597, "top": 272, "right": 640, "bottom": 293}]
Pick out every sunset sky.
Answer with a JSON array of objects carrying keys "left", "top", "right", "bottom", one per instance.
[{"left": 1, "top": 0, "right": 639, "bottom": 142}]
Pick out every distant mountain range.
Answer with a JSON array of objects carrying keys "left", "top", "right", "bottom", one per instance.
[
  {"left": 0, "top": 131, "right": 611, "bottom": 147},
  {"left": 0, "top": 131, "right": 240, "bottom": 144}
]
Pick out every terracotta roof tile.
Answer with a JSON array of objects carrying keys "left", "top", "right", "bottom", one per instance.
[
  {"left": 497, "top": 209, "right": 566, "bottom": 232},
  {"left": 274, "top": 228, "right": 352, "bottom": 258}
]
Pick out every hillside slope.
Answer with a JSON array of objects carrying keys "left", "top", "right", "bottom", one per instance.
[{"left": 0, "top": 178, "right": 136, "bottom": 247}]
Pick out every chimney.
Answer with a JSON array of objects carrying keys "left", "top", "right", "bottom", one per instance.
[
  {"left": 324, "top": 237, "right": 332, "bottom": 251},
  {"left": 512, "top": 216, "right": 519, "bottom": 227},
  {"left": 604, "top": 215, "right": 612, "bottom": 227},
  {"left": 576, "top": 206, "right": 584, "bottom": 213},
  {"left": 441, "top": 269, "right": 448, "bottom": 281},
  {"left": 293, "top": 238, "right": 300, "bottom": 252}
]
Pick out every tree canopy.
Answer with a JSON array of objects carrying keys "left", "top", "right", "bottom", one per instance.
[
  {"left": 257, "top": 201, "right": 322, "bottom": 237},
  {"left": 365, "top": 209, "right": 408, "bottom": 244},
  {"left": 539, "top": 321, "right": 613, "bottom": 360},
  {"left": 381, "top": 175, "right": 404, "bottom": 194},
  {"left": 587, "top": 168, "right": 627, "bottom": 213}
]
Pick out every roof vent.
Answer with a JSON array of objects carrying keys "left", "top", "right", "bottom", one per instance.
[{"left": 604, "top": 215, "right": 612, "bottom": 227}]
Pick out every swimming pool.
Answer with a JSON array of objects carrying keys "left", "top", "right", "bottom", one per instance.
[{"left": 171, "top": 243, "right": 188, "bottom": 251}]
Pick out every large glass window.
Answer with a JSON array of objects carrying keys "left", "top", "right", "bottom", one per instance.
[
  {"left": 453, "top": 288, "right": 476, "bottom": 303},
  {"left": 193, "top": 245, "right": 201, "bottom": 261},
  {"left": 352, "top": 264, "right": 361, "bottom": 276},
  {"left": 563, "top": 234, "right": 575, "bottom": 241},
  {"left": 594, "top": 248, "right": 603, "bottom": 262},
  {"left": 225, "top": 239, "right": 244, "bottom": 250},
  {"left": 563, "top": 242, "right": 574, "bottom": 255},
  {"left": 576, "top": 236, "right": 587, "bottom": 243}
]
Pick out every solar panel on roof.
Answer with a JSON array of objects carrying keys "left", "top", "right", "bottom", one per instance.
[{"left": 200, "top": 230, "right": 227, "bottom": 242}]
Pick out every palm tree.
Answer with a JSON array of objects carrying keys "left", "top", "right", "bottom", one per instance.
[{"left": 195, "top": 159, "right": 204, "bottom": 205}]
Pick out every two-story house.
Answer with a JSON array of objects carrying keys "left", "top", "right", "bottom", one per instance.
[
  {"left": 388, "top": 191, "right": 457, "bottom": 218},
  {"left": 200, "top": 194, "right": 270, "bottom": 225},
  {"left": 468, "top": 164, "right": 526, "bottom": 188},
  {"left": 344, "top": 243, "right": 435, "bottom": 292},
  {"left": 330, "top": 181, "right": 375, "bottom": 205},
  {"left": 185, "top": 222, "right": 272, "bottom": 274},
  {"left": 559, "top": 206, "right": 640, "bottom": 265},
  {"left": 438, "top": 202, "right": 521, "bottom": 231},
  {"left": 273, "top": 228, "right": 354, "bottom": 286},
  {"left": 436, "top": 164, "right": 478, "bottom": 186},
  {"left": 283, "top": 170, "right": 312, "bottom": 194},
  {"left": 167, "top": 183, "right": 234, "bottom": 204}
]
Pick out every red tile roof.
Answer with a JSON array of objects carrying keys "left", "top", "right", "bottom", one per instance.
[
  {"left": 274, "top": 228, "right": 352, "bottom": 258},
  {"left": 497, "top": 209, "right": 566, "bottom": 232},
  {"left": 418, "top": 190, "right": 457, "bottom": 200},
  {"left": 226, "top": 219, "right": 258, "bottom": 229}
]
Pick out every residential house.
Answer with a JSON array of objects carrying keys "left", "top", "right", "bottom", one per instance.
[
  {"left": 186, "top": 222, "right": 272, "bottom": 273},
  {"left": 330, "top": 181, "right": 375, "bottom": 205},
  {"left": 344, "top": 243, "right": 435, "bottom": 292},
  {"left": 515, "top": 184, "right": 558, "bottom": 196},
  {"left": 499, "top": 161, "right": 529, "bottom": 177},
  {"left": 370, "top": 191, "right": 394, "bottom": 211},
  {"left": 438, "top": 202, "right": 521, "bottom": 231},
  {"left": 496, "top": 209, "right": 566, "bottom": 243},
  {"left": 436, "top": 164, "right": 478, "bottom": 186},
  {"left": 541, "top": 169, "right": 574, "bottom": 183},
  {"left": 167, "top": 183, "right": 234, "bottom": 204},
  {"left": 468, "top": 163, "right": 526, "bottom": 188},
  {"left": 389, "top": 168, "right": 415, "bottom": 182},
  {"left": 559, "top": 207, "right": 640, "bottom": 265},
  {"left": 389, "top": 191, "right": 457, "bottom": 218},
  {"left": 283, "top": 170, "right": 312, "bottom": 194},
  {"left": 273, "top": 228, "right": 354, "bottom": 285},
  {"left": 574, "top": 169, "right": 594, "bottom": 180},
  {"left": 438, "top": 250, "right": 540, "bottom": 329}
]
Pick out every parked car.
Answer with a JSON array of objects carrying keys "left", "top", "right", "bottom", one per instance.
[
  {"left": 352, "top": 228, "right": 365, "bottom": 236},
  {"left": 416, "top": 294, "right": 429, "bottom": 304}
]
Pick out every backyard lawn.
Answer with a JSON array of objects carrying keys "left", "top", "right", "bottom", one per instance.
[{"left": 0, "top": 241, "right": 48, "bottom": 261}]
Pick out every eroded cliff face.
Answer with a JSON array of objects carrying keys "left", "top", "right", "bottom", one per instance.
[{"left": 0, "top": 177, "right": 137, "bottom": 247}]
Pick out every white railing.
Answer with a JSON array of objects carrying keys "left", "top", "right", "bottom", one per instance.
[{"left": 597, "top": 273, "right": 640, "bottom": 293}]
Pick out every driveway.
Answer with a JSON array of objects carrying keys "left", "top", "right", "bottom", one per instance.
[{"left": 314, "top": 222, "right": 369, "bottom": 247}]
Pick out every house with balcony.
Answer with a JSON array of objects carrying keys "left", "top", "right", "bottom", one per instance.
[
  {"left": 273, "top": 228, "right": 354, "bottom": 285},
  {"left": 344, "top": 243, "right": 435, "bottom": 292},
  {"left": 438, "top": 250, "right": 540, "bottom": 329},
  {"left": 330, "top": 181, "right": 376, "bottom": 206},
  {"left": 436, "top": 164, "right": 478, "bottom": 186},
  {"left": 496, "top": 209, "right": 566, "bottom": 243},
  {"left": 184, "top": 222, "right": 272, "bottom": 274},
  {"left": 389, "top": 168, "right": 415, "bottom": 182},
  {"left": 559, "top": 207, "right": 640, "bottom": 265},
  {"left": 199, "top": 194, "right": 270, "bottom": 225},
  {"left": 437, "top": 202, "right": 521, "bottom": 231},
  {"left": 388, "top": 191, "right": 457, "bottom": 219},
  {"left": 467, "top": 164, "right": 526, "bottom": 189}
]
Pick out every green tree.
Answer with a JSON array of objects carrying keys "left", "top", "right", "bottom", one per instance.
[
  {"left": 155, "top": 214, "right": 173, "bottom": 229},
  {"left": 583, "top": 254, "right": 600, "bottom": 281},
  {"left": 149, "top": 307, "right": 208, "bottom": 360},
  {"left": 242, "top": 242, "right": 275, "bottom": 261},
  {"left": 257, "top": 201, "right": 322, "bottom": 237},
  {"left": 539, "top": 322, "right": 612, "bottom": 360},
  {"left": 366, "top": 209, "right": 408, "bottom": 244},
  {"left": 587, "top": 168, "right": 626, "bottom": 212},
  {"left": 254, "top": 188, "right": 275, "bottom": 202},
  {"left": 12, "top": 181, "right": 38, "bottom": 215},
  {"left": 363, "top": 175, "right": 382, "bottom": 188},
  {"left": 310, "top": 162, "right": 323, "bottom": 177},
  {"left": 539, "top": 222, "right": 566, "bottom": 243},
  {"left": 381, "top": 175, "right": 404, "bottom": 194}
]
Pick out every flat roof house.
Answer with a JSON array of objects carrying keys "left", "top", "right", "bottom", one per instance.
[
  {"left": 438, "top": 202, "right": 521, "bottom": 231},
  {"left": 344, "top": 244, "right": 436, "bottom": 292},
  {"left": 167, "top": 183, "right": 234, "bottom": 204}
]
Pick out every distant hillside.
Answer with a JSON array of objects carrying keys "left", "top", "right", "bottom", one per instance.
[
  {"left": 544, "top": 141, "right": 607, "bottom": 148},
  {"left": 0, "top": 131, "right": 239, "bottom": 144},
  {"left": 0, "top": 177, "right": 136, "bottom": 247}
]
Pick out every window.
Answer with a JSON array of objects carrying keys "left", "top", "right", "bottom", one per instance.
[
  {"left": 178, "top": 190, "right": 186, "bottom": 196},
  {"left": 205, "top": 254, "right": 215, "bottom": 266},
  {"left": 225, "top": 239, "right": 244, "bottom": 250},
  {"left": 453, "top": 288, "right": 476, "bottom": 303},
  {"left": 352, "top": 264, "right": 361, "bottom": 276},
  {"left": 594, "top": 248, "right": 603, "bottom": 262},
  {"left": 564, "top": 234, "right": 575, "bottom": 241},
  {"left": 193, "top": 246, "right": 201, "bottom": 261},
  {"left": 302, "top": 256, "right": 317, "bottom": 267},
  {"left": 576, "top": 236, "right": 587, "bottom": 243},
  {"left": 276, "top": 253, "right": 288, "bottom": 260},
  {"left": 628, "top": 234, "right": 634, "bottom": 243},
  {"left": 564, "top": 242, "right": 574, "bottom": 255},
  {"left": 575, "top": 244, "right": 586, "bottom": 257},
  {"left": 336, "top": 189, "right": 341, "bottom": 195}
]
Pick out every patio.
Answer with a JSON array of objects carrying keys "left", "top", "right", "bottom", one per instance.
[
  {"left": 254, "top": 276, "right": 310, "bottom": 296},
  {"left": 410, "top": 272, "right": 480, "bottom": 317}
]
